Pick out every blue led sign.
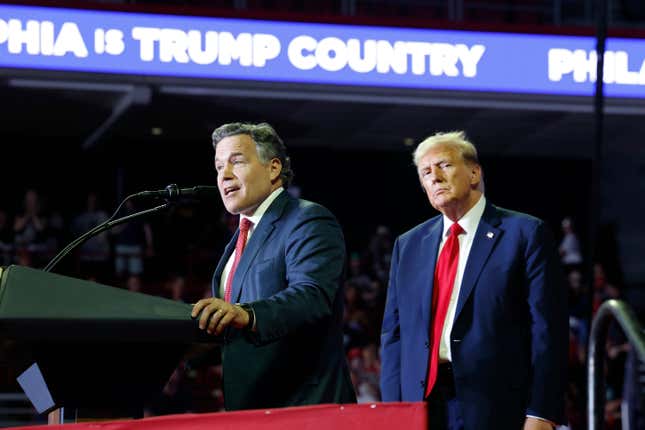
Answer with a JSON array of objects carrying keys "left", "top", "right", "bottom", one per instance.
[{"left": 1, "top": 4, "right": 644, "bottom": 98}]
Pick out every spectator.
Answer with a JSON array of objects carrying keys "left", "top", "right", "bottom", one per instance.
[
  {"left": 567, "top": 270, "right": 589, "bottom": 365},
  {"left": 125, "top": 274, "right": 143, "bottom": 293},
  {"left": 13, "top": 189, "right": 50, "bottom": 266},
  {"left": 592, "top": 263, "right": 620, "bottom": 315},
  {"left": 367, "top": 225, "right": 393, "bottom": 283},
  {"left": 347, "top": 251, "right": 373, "bottom": 292},
  {"left": 112, "top": 199, "right": 154, "bottom": 280},
  {"left": 343, "top": 282, "right": 370, "bottom": 350},
  {"left": 347, "top": 344, "right": 381, "bottom": 403},
  {"left": 71, "top": 192, "right": 111, "bottom": 282},
  {"left": 46, "top": 204, "right": 65, "bottom": 256},
  {"left": 166, "top": 274, "right": 187, "bottom": 302},
  {"left": 559, "top": 217, "right": 583, "bottom": 273},
  {"left": 361, "top": 343, "right": 381, "bottom": 386}
]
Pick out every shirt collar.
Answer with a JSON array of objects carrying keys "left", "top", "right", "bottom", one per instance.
[
  {"left": 442, "top": 194, "right": 486, "bottom": 239},
  {"left": 241, "top": 187, "right": 284, "bottom": 228}
]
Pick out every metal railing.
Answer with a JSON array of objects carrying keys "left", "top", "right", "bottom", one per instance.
[
  {"left": 0, "top": 392, "right": 44, "bottom": 428},
  {"left": 588, "top": 299, "right": 645, "bottom": 430}
]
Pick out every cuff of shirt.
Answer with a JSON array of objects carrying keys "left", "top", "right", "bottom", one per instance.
[{"left": 526, "top": 415, "right": 557, "bottom": 428}]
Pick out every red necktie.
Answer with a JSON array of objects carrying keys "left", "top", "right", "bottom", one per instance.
[
  {"left": 425, "top": 222, "right": 464, "bottom": 398},
  {"left": 224, "top": 218, "right": 253, "bottom": 303}
]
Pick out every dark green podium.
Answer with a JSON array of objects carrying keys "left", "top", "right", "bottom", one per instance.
[{"left": 0, "top": 265, "right": 218, "bottom": 418}]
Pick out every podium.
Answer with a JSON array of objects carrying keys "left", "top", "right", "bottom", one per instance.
[{"left": 0, "top": 265, "right": 218, "bottom": 419}]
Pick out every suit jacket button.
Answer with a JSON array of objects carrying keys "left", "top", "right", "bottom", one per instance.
[
  {"left": 424, "top": 341, "right": 430, "bottom": 348},
  {"left": 420, "top": 380, "right": 425, "bottom": 388}
]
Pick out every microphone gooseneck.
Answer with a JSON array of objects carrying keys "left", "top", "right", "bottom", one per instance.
[{"left": 136, "top": 184, "right": 219, "bottom": 200}]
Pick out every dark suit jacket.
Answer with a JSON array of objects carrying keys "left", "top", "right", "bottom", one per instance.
[
  {"left": 380, "top": 201, "right": 567, "bottom": 429},
  {"left": 212, "top": 191, "right": 356, "bottom": 410}
]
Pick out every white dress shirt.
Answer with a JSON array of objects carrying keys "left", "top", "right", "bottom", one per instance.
[
  {"left": 438, "top": 194, "right": 486, "bottom": 362},
  {"left": 219, "top": 187, "right": 284, "bottom": 298}
]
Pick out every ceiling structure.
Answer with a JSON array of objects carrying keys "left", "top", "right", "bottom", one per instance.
[{"left": 3, "top": 73, "right": 645, "bottom": 161}]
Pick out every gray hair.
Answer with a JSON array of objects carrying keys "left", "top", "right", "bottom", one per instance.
[
  {"left": 413, "top": 130, "right": 484, "bottom": 192},
  {"left": 212, "top": 122, "right": 294, "bottom": 188}
]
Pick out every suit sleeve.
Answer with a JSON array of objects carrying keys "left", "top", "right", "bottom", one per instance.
[
  {"left": 248, "top": 204, "right": 345, "bottom": 345},
  {"left": 524, "top": 221, "right": 568, "bottom": 423},
  {"left": 380, "top": 237, "right": 402, "bottom": 401}
]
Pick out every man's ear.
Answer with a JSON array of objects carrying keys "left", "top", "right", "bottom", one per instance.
[
  {"left": 269, "top": 158, "right": 282, "bottom": 182},
  {"left": 470, "top": 164, "right": 482, "bottom": 186}
]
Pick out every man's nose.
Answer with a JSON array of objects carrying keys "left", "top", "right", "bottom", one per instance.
[{"left": 220, "top": 163, "right": 234, "bottom": 179}]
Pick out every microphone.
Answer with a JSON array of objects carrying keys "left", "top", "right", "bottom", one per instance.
[{"left": 136, "top": 184, "right": 219, "bottom": 200}]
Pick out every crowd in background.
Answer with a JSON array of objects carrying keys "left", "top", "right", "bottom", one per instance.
[{"left": 0, "top": 188, "right": 642, "bottom": 429}]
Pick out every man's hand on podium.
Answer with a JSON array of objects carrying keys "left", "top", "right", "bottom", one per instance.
[{"left": 191, "top": 298, "right": 251, "bottom": 336}]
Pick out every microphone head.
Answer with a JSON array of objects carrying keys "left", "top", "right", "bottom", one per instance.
[{"left": 165, "top": 184, "right": 181, "bottom": 199}]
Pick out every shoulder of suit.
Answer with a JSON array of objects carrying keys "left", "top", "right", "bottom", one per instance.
[
  {"left": 486, "top": 204, "right": 554, "bottom": 242},
  {"left": 396, "top": 213, "right": 442, "bottom": 243},
  {"left": 489, "top": 204, "right": 544, "bottom": 227},
  {"left": 282, "top": 197, "right": 337, "bottom": 220}
]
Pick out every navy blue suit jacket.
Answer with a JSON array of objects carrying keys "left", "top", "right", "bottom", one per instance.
[
  {"left": 212, "top": 191, "right": 356, "bottom": 410},
  {"left": 380, "top": 202, "right": 567, "bottom": 429}
]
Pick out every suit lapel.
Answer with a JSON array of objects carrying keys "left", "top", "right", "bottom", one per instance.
[
  {"left": 230, "top": 191, "right": 291, "bottom": 303},
  {"left": 212, "top": 232, "right": 238, "bottom": 299},
  {"left": 421, "top": 217, "right": 443, "bottom": 332},
  {"left": 454, "top": 203, "right": 502, "bottom": 321}
]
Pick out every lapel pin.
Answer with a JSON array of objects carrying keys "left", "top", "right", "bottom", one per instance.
[{"left": 486, "top": 232, "right": 494, "bottom": 239}]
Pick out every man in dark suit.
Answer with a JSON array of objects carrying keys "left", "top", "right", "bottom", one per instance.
[
  {"left": 380, "top": 131, "right": 567, "bottom": 430},
  {"left": 192, "top": 122, "right": 355, "bottom": 411}
]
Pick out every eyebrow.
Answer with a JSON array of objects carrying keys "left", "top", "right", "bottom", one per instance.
[
  {"left": 215, "top": 151, "right": 245, "bottom": 163},
  {"left": 419, "top": 158, "right": 448, "bottom": 168}
]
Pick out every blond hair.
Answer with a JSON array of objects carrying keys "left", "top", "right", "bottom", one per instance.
[{"left": 413, "top": 131, "right": 479, "bottom": 167}]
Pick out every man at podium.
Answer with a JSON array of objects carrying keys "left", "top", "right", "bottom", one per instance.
[{"left": 191, "top": 122, "right": 356, "bottom": 411}]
